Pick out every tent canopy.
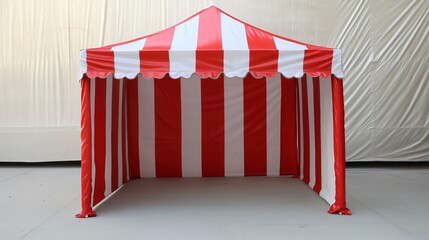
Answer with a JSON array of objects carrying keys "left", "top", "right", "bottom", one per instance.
[
  {"left": 77, "top": 5, "right": 350, "bottom": 218},
  {"left": 80, "top": 5, "right": 344, "bottom": 80}
]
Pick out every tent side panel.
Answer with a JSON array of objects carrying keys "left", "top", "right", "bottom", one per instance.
[
  {"left": 298, "top": 75, "right": 351, "bottom": 214},
  {"left": 76, "top": 76, "right": 96, "bottom": 218}
]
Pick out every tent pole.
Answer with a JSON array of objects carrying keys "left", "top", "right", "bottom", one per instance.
[
  {"left": 76, "top": 76, "right": 97, "bottom": 218},
  {"left": 328, "top": 75, "right": 351, "bottom": 215}
]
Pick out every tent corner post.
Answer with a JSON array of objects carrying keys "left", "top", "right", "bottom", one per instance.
[{"left": 78, "top": 76, "right": 96, "bottom": 219}]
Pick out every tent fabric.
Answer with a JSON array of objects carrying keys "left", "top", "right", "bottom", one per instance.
[
  {"left": 79, "top": 6, "right": 345, "bottom": 81},
  {"left": 77, "top": 6, "right": 350, "bottom": 218}
]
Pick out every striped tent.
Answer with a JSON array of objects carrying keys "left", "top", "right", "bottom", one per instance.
[{"left": 77, "top": 5, "right": 351, "bottom": 218}]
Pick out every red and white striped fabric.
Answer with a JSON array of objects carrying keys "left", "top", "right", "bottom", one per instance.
[
  {"left": 77, "top": 6, "right": 350, "bottom": 218},
  {"left": 80, "top": 6, "right": 344, "bottom": 81}
]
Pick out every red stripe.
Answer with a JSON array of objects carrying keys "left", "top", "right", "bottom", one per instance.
[
  {"left": 301, "top": 76, "right": 310, "bottom": 184},
  {"left": 303, "top": 50, "right": 333, "bottom": 78},
  {"left": 197, "top": 8, "right": 224, "bottom": 176},
  {"left": 245, "top": 26, "right": 278, "bottom": 77},
  {"left": 243, "top": 75, "right": 267, "bottom": 176},
  {"left": 295, "top": 79, "right": 301, "bottom": 179},
  {"left": 122, "top": 81, "right": 128, "bottom": 183},
  {"left": 140, "top": 28, "right": 175, "bottom": 79},
  {"left": 93, "top": 78, "right": 106, "bottom": 206},
  {"left": 312, "top": 77, "right": 322, "bottom": 193},
  {"left": 110, "top": 79, "right": 119, "bottom": 191},
  {"left": 196, "top": 6, "right": 223, "bottom": 78},
  {"left": 280, "top": 77, "right": 298, "bottom": 175},
  {"left": 154, "top": 76, "right": 182, "bottom": 177},
  {"left": 86, "top": 49, "right": 114, "bottom": 78},
  {"left": 79, "top": 76, "right": 94, "bottom": 215},
  {"left": 201, "top": 76, "right": 225, "bottom": 177},
  {"left": 127, "top": 79, "right": 141, "bottom": 178}
]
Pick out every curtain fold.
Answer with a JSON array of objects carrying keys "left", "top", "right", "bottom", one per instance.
[{"left": 1, "top": 0, "right": 428, "bottom": 162}]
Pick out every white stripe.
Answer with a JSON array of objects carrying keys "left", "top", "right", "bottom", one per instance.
[
  {"left": 138, "top": 76, "right": 156, "bottom": 178},
  {"left": 104, "top": 75, "right": 113, "bottom": 196},
  {"left": 80, "top": 50, "right": 87, "bottom": 78},
  {"left": 332, "top": 49, "right": 345, "bottom": 78},
  {"left": 112, "top": 39, "right": 147, "bottom": 79},
  {"left": 224, "top": 76, "right": 244, "bottom": 176},
  {"left": 297, "top": 78, "right": 304, "bottom": 180},
  {"left": 266, "top": 75, "right": 282, "bottom": 176},
  {"left": 319, "top": 76, "right": 336, "bottom": 205},
  {"left": 90, "top": 78, "right": 96, "bottom": 206},
  {"left": 221, "top": 13, "right": 249, "bottom": 78},
  {"left": 181, "top": 75, "right": 202, "bottom": 177},
  {"left": 274, "top": 37, "right": 306, "bottom": 78},
  {"left": 117, "top": 79, "right": 123, "bottom": 186},
  {"left": 307, "top": 75, "right": 316, "bottom": 189},
  {"left": 169, "top": 16, "right": 199, "bottom": 78},
  {"left": 273, "top": 37, "right": 307, "bottom": 50}
]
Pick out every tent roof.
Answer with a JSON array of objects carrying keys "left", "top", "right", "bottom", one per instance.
[{"left": 80, "top": 6, "right": 344, "bottom": 79}]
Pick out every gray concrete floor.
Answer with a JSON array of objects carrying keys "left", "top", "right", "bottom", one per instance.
[{"left": 1, "top": 162, "right": 428, "bottom": 240}]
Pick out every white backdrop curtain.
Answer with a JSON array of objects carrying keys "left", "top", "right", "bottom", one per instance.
[{"left": 1, "top": 0, "right": 428, "bottom": 162}]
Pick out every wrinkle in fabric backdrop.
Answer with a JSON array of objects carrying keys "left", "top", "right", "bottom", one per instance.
[{"left": 0, "top": 0, "right": 428, "bottom": 162}]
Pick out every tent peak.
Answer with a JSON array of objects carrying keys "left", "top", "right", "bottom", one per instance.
[{"left": 203, "top": 4, "right": 219, "bottom": 9}]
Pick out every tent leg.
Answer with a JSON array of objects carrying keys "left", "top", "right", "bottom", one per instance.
[
  {"left": 329, "top": 75, "right": 351, "bottom": 216},
  {"left": 76, "top": 76, "right": 97, "bottom": 218}
]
